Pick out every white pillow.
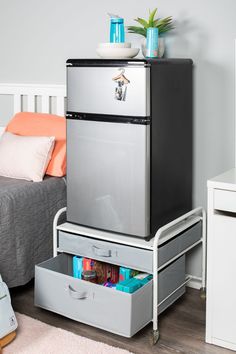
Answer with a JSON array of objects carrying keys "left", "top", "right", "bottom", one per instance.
[{"left": 0, "top": 132, "right": 55, "bottom": 182}]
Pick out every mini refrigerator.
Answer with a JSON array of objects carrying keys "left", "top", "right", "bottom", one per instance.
[{"left": 66, "top": 59, "right": 192, "bottom": 239}]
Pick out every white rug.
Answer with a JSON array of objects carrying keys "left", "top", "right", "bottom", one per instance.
[{"left": 3, "top": 313, "right": 132, "bottom": 354}]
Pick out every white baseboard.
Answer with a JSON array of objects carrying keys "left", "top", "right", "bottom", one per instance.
[
  {"left": 187, "top": 279, "right": 202, "bottom": 290},
  {"left": 186, "top": 275, "right": 202, "bottom": 290}
]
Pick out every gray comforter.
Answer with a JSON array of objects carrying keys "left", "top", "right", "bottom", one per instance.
[{"left": 0, "top": 176, "right": 66, "bottom": 288}]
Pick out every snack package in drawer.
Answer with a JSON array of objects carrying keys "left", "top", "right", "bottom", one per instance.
[
  {"left": 116, "top": 273, "right": 153, "bottom": 293},
  {"left": 116, "top": 278, "right": 142, "bottom": 293},
  {"left": 105, "top": 263, "right": 119, "bottom": 284},
  {"left": 73, "top": 256, "right": 83, "bottom": 279},
  {"left": 92, "top": 261, "right": 119, "bottom": 284},
  {"left": 83, "top": 258, "right": 93, "bottom": 271},
  {"left": 119, "top": 267, "right": 139, "bottom": 281},
  {"left": 134, "top": 273, "right": 153, "bottom": 285}
]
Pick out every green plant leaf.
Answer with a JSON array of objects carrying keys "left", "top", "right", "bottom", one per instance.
[
  {"left": 153, "top": 18, "right": 159, "bottom": 26},
  {"left": 154, "top": 17, "right": 172, "bottom": 26},
  {"left": 148, "top": 8, "right": 157, "bottom": 26},
  {"left": 159, "top": 24, "right": 175, "bottom": 34},
  {"left": 134, "top": 17, "right": 149, "bottom": 28},
  {"left": 128, "top": 9, "right": 173, "bottom": 37},
  {"left": 127, "top": 26, "right": 147, "bottom": 37},
  {"left": 153, "top": 16, "right": 173, "bottom": 34}
]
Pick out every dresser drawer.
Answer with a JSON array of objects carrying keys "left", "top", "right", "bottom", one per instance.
[
  {"left": 35, "top": 254, "right": 185, "bottom": 337},
  {"left": 214, "top": 189, "right": 236, "bottom": 213},
  {"left": 58, "top": 222, "right": 201, "bottom": 272},
  {"left": 58, "top": 231, "right": 152, "bottom": 272},
  {"left": 35, "top": 254, "right": 152, "bottom": 337},
  {"left": 158, "top": 222, "right": 201, "bottom": 266}
]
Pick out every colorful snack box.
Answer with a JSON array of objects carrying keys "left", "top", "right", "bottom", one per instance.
[
  {"left": 134, "top": 273, "right": 153, "bottom": 286},
  {"left": 92, "top": 261, "right": 119, "bottom": 284},
  {"left": 73, "top": 256, "right": 83, "bottom": 279},
  {"left": 83, "top": 258, "right": 93, "bottom": 271},
  {"left": 91, "top": 260, "right": 106, "bottom": 284},
  {"left": 116, "top": 273, "right": 153, "bottom": 293},
  {"left": 105, "top": 263, "right": 119, "bottom": 284},
  {"left": 119, "top": 267, "right": 139, "bottom": 281},
  {"left": 116, "top": 278, "right": 142, "bottom": 293}
]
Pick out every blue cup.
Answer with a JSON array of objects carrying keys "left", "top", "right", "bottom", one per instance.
[
  {"left": 146, "top": 27, "right": 159, "bottom": 58},
  {"left": 110, "top": 18, "right": 125, "bottom": 43}
]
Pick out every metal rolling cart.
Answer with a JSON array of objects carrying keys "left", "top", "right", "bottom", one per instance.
[{"left": 50, "top": 206, "right": 206, "bottom": 344}]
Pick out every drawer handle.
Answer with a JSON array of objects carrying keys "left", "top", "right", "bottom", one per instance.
[
  {"left": 92, "top": 246, "right": 111, "bottom": 257},
  {"left": 68, "top": 285, "right": 88, "bottom": 300}
]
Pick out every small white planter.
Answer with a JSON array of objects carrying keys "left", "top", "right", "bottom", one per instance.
[{"left": 141, "top": 37, "right": 165, "bottom": 58}]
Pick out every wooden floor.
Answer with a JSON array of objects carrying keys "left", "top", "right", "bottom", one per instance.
[{"left": 11, "top": 282, "right": 232, "bottom": 354}]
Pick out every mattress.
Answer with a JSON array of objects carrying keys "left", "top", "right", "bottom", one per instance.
[{"left": 0, "top": 175, "right": 66, "bottom": 288}]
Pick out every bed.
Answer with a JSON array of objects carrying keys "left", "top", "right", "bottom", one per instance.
[{"left": 0, "top": 84, "right": 67, "bottom": 287}]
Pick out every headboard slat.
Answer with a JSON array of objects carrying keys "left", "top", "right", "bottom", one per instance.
[
  {"left": 27, "top": 95, "right": 35, "bottom": 112},
  {"left": 13, "top": 94, "right": 21, "bottom": 114},
  {"left": 56, "top": 96, "right": 65, "bottom": 116},
  {"left": 41, "top": 95, "right": 50, "bottom": 114}
]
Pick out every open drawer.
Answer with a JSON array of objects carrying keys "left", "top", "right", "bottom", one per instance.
[
  {"left": 58, "top": 222, "right": 201, "bottom": 272},
  {"left": 35, "top": 254, "right": 186, "bottom": 337}
]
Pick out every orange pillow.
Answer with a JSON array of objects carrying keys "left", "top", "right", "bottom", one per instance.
[{"left": 6, "top": 112, "right": 66, "bottom": 177}]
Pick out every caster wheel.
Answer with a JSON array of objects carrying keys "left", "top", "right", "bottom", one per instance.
[
  {"left": 200, "top": 287, "right": 206, "bottom": 299},
  {"left": 152, "top": 330, "right": 160, "bottom": 345}
]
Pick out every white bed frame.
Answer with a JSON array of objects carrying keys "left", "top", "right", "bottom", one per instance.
[{"left": 0, "top": 83, "right": 66, "bottom": 134}]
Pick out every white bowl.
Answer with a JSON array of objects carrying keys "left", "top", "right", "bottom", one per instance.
[
  {"left": 96, "top": 47, "right": 140, "bottom": 59},
  {"left": 98, "top": 42, "right": 131, "bottom": 49}
]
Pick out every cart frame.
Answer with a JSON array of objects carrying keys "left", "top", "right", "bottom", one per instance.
[{"left": 53, "top": 206, "right": 206, "bottom": 344}]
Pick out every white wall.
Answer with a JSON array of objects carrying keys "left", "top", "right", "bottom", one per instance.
[{"left": 0, "top": 0, "right": 236, "bottom": 279}]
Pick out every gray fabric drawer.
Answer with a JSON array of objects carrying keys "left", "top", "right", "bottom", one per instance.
[
  {"left": 58, "top": 222, "right": 201, "bottom": 272},
  {"left": 158, "top": 222, "right": 202, "bottom": 267},
  {"left": 35, "top": 254, "right": 186, "bottom": 337},
  {"left": 58, "top": 231, "right": 152, "bottom": 272}
]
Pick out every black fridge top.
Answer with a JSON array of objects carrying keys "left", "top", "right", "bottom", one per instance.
[{"left": 66, "top": 58, "right": 193, "bottom": 67}]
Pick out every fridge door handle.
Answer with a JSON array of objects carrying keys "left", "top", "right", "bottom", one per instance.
[{"left": 92, "top": 246, "right": 112, "bottom": 257}]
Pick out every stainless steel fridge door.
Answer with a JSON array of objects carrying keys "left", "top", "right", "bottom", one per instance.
[
  {"left": 67, "top": 66, "right": 150, "bottom": 117},
  {"left": 67, "top": 119, "right": 150, "bottom": 237}
]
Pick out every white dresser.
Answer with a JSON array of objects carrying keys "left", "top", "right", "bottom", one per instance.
[{"left": 206, "top": 168, "right": 236, "bottom": 351}]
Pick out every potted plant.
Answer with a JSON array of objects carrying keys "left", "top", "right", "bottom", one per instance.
[{"left": 127, "top": 8, "right": 174, "bottom": 57}]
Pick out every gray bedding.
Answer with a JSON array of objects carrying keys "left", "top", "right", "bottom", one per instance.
[{"left": 0, "top": 176, "right": 66, "bottom": 288}]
